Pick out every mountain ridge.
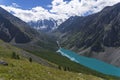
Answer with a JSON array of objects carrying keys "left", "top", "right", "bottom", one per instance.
[
  {"left": 28, "top": 18, "right": 64, "bottom": 32},
  {"left": 55, "top": 2, "right": 120, "bottom": 67}
]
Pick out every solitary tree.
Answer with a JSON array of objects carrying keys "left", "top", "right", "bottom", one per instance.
[
  {"left": 16, "top": 55, "right": 20, "bottom": 59},
  {"left": 29, "top": 57, "right": 32, "bottom": 62},
  {"left": 67, "top": 67, "right": 70, "bottom": 71},
  {"left": 64, "top": 67, "right": 67, "bottom": 71},
  {"left": 12, "top": 52, "right": 16, "bottom": 59},
  {"left": 58, "top": 65, "right": 62, "bottom": 70}
]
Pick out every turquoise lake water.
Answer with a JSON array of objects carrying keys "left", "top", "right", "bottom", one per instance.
[{"left": 57, "top": 48, "right": 120, "bottom": 77}]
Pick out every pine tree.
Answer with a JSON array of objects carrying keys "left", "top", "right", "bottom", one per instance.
[
  {"left": 12, "top": 52, "right": 20, "bottom": 59},
  {"left": 67, "top": 67, "right": 70, "bottom": 71},
  {"left": 12, "top": 52, "right": 16, "bottom": 59},
  {"left": 58, "top": 65, "right": 62, "bottom": 70},
  {"left": 64, "top": 67, "right": 67, "bottom": 71},
  {"left": 29, "top": 57, "right": 32, "bottom": 62},
  {"left": 16, "top": 55, "right": 20, "bottom": 59}
]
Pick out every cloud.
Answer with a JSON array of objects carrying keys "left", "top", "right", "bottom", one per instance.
[
  {"left": 50, "top": 0, "right": 120, "bottom": 16},
  {"left": 11, "top": 3, "right": 20, "bottom": 8},
  {"left": 0, "top": 5, "right": 53, "bottom": 22},
  {"left": 0, "top": 0, "right": 120, "bottom": 23}
]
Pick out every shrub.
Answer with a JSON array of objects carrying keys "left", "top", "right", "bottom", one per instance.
[{"left": 12, "top": 52, "right": 20, "bottom": 59}]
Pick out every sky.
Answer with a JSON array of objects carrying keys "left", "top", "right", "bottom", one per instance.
[
  {"left": 0, "top": 0, "right": 52, "bottom": 9},
  {"left": 0, "top": 0, "right": 120, "bottom": 22}
]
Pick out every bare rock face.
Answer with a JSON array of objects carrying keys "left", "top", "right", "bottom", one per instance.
[
  {"left": 56, "top": 3, "right": 120, "bottom": 67},
  {"left": 28, "top": 19, "right": 58, "bottom": 32},
  {"left": 0, "top": 20, "right": 31, "bottom": 43}
]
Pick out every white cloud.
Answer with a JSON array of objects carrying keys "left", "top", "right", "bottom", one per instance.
[
  {"left": 50, "top": 0, "right": 120, "bottom": 16},
  {"left": 0, "top": 0, "right": 120, "bottom": 23},
  {"left": 11, "top": 3, "right": 20, "bottom": 8},
  {"left": 0, "top": 5, "right": 53, "bottom": 22}
]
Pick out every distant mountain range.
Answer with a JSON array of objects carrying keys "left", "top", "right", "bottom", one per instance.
[
  {"left": 28, "top": 18, "right": 64, "bottom": 32},
  {"left": 55, "top": 3, "right": 120, "bottom": 67}
]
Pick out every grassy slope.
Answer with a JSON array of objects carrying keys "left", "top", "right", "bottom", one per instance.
[
  {"left": 27, "top": 49, "right": 119, "bottom": 80},
  {"left": 0, "top": 40, "right": 103, "bottom": 80},
  {"left": 0, "top": 59, "right": 103, "bottom": 80}
]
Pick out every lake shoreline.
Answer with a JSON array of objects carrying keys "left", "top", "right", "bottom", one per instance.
[{"left": 57, "top": 48, "right": 120, "bottom": 77}]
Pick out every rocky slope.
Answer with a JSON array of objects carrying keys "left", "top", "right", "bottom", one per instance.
[
  {"left": 0, "top": 7, "right": 57, "bottom": 51},
  {"left": 0, "top": 7, "right": 38, "bottom": 43},
  {"left": 55, "top": 3, "right": 120, "bottom": 67}
]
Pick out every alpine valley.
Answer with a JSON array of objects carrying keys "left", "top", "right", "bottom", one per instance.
[{"left": 0, "top": 1, "right": 120, "bottom": 80}]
